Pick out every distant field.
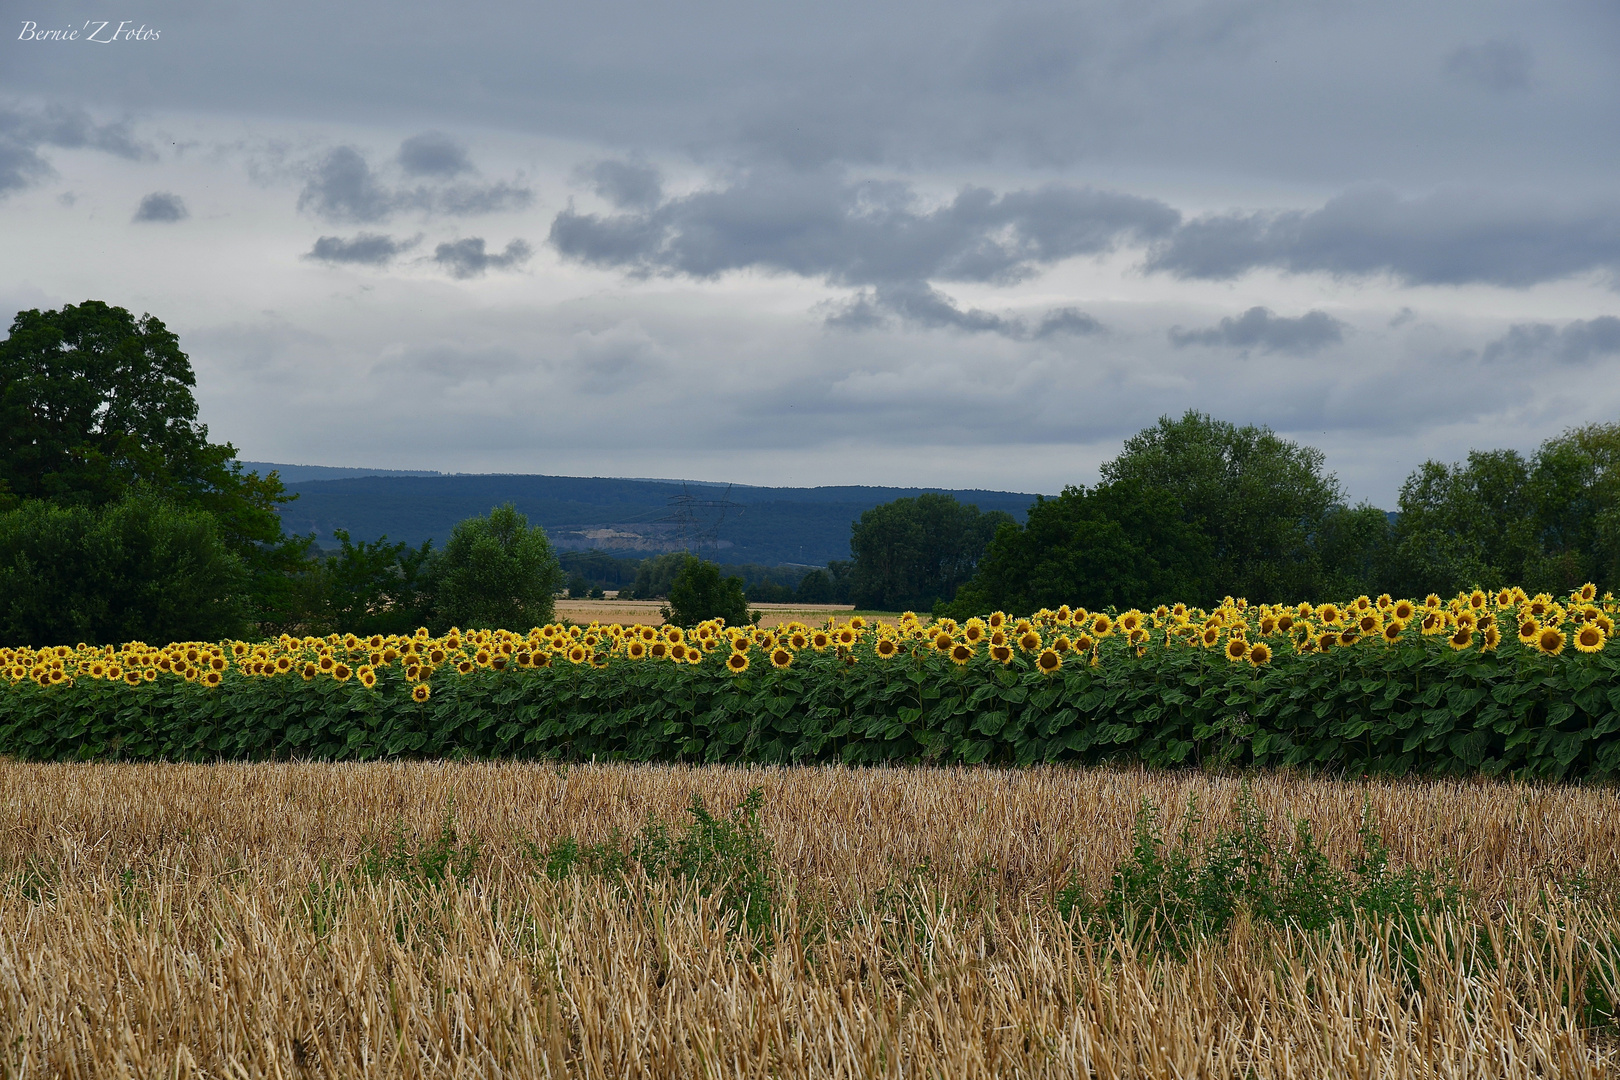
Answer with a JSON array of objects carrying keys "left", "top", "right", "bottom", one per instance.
[
  {"left": 3, "top": 761, "right": 1618, "bottom": 1076},
  {"left": 554, "top": 598, "right": 903, "bottom": 627}
]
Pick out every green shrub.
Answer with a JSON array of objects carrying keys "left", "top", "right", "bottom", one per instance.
[
  {"left": 539, "top": 787, "right": 775, "bottom": 935},
  {"left": 1057, "top": 786, "right": 1461, "bottom": 956}
]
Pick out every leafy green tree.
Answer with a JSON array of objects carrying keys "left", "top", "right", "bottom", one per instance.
[
  {"left": 289, "top": 530, "right": 433, "bottom": 636},
  {"left": 943, "top": 481, "right": 1214, "bottom": 617},
  {"left": 1386, "top": 423, "right": 1620, "bottom": 598},
  {"left": 625, "top": 552, "right": 690, "bottom": 600},
  {"left": 0, "top": 493, "right": 247, "bottom": 646},
  {"left": 661, "top": 556, "right": 758, "bottom": 627},
  {"left": 425, "top": 504, "right": 563, "bottom": 631},
  {"left": 1100, "top": 411, "right": 1344, "bottom": 603},
  {"left": 847, "top": 493, "right": 1013, "bottom": 611},
  {"left": 0, "top": 301, "right": 310, "bottom": 626}
]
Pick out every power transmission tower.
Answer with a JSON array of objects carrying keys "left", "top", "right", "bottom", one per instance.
[{"left": 662, "top": 482, "right": 741, "bottom": 559}]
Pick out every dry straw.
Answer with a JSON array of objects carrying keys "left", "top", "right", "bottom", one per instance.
[{"left": 1, "top": 761, "right": 1618, "bottom": 1077}]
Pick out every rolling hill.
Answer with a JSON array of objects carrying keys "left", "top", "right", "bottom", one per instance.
[{"left": 243, "top": 465, "right": 1041, "bottom": 567}]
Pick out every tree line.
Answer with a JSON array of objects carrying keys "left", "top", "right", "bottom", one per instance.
[
  {"left": 844, "top": 412, "right": 1620, "bottom": 617},
  {"left": 5, "top": 302, "right": 1617, "bottom": 644}
]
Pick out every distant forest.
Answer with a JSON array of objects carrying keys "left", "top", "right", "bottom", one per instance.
[{"left": 257, "top": 469, "right": 1039, "bottom": 569}]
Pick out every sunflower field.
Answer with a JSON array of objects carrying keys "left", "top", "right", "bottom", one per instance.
[{"left": 3, "top": 585, "right": 1619, "bottom": 777}]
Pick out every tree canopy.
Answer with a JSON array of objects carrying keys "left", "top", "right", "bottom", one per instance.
[
  {"left": 661, "top": 556, "right": 757, "bottom": 627},
  {"left": 1100, "top": 411, "right": 1344, "bottom": 603},
  {"left": 943, "top": 481, "right": 1214, "bottom": 618},
  {"left": 847, "top": 493, "right": 1011, "bottom": 611},
  {"left": 426, "top": 504, "right": 563, "bottom": 632}
]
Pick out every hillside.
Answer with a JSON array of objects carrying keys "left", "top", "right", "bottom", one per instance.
[{"left": 249, "top": 467, "right": 1040, "bottom": 567}]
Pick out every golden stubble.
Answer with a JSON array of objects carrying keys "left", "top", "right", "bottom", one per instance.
[{"left": 1, "top": 760, "right": 1617, "bottom": 1077}]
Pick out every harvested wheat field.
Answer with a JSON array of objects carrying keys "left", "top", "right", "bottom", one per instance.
[{"left": 3, "top": 761, "right": 1620, "bottom": 1077}]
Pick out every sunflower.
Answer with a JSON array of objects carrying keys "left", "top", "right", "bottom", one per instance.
[
  {"left": 1517, "top": 617, "right": 1541, "bottom": 644},
  {"left": 811, "top": 631, "right": 832, "bottom": 651},
  {"left": 949, "top": 642, "right": 975, "bottom": 666},
  {"left": 333, "top": 663, "right": 353, "bottom": 682},
  {"left": 1318, "top": 604, "right": 1342, "bottom": 626},
  {"left": 723, "top": 651, "right": 749, "bottom": 674},
  {"left": 1259, "top": 615, "right": 1278, "bottom": 635},
  {"left": 836, "top": 627, "right": 858, "bottom": 647},
  {"left": 1448, "top": 627, "right": 1473, "bottom": 651},
  {"left": 1357, "top": 613, "right": 1381, "bottom": 635},
  {"left": 626, "top": 639, "right": 647, "bottom": 660},
  {"left": 1575, "top": 625, "right": 1606, "bottom": 653},
  {"left": 987, "top": 611, "right": 1007, "bottom": 629},
  {"left": 1424, "top": 594, "right": 1443, "bottom": 610},
  {"left": 301, "top": 662, "right": 317, "bottom": 681},
  {"left": 1201, "top": 626, "right": 1221, "bottom": 648},
  {"left": 1421, "top": 612, "right": 1445, "bottom": 636},
  {"left": 1495, "top": 588, "right": 1515, "bottom": 608},
  {"left": 1392, "top": 600, "right": 1416, "bottom": 623},
  {"left": 1382, "top": 621, "right": 1404, "bottom": 644},
  {"left": 770, "top": 647, "right": 794, "bottom": 669},
  {"left": 1316, "top": 632, "right": 1337, "bottom": 651},
  {"left": 649, "top": 641, "right": 669, "bottom": 660},
  {"left": 1014, "top": 631, "right": 1039, "bottom": 654},
  {"left": 874, "top": 638, "right": 899, "bottom": 659},
  {"left": 275, "top": 656, "right": 293, "bottom": 674},
  {"left": 1225, "top": 637, "right": 1249, "bottom": 662},
  {"left": 1118, "top": 611, "right": 1142, "bottom": 633},
  {"left": 124, "top": 670, "right": 143, "bottom": 686},
  {"left": 317, "top": 655, "right": 337, "bottom": 673},
  {"left": 1036, "top": 648, "right": 1062, "bottom": 675},
  {"left": 962, "top": 619, "right": 986, "bottom": 644},
  {"left": 1536, "top": 627, "right": 1566, "bottom": 656},
  {"left": 412, "top": 683, "right": 431, "bottom": 703},
  {"left": 1248, "top": 641, "right": 1272, "bottom": 666},
  {"left": 359, "top": 669, "right": 378, "bottom": 688},
  {"left": 1483, "top": 624, "right": 1501, "bottom": 650},
  {"left": 1579, "top": 582, "right": 1598, "bottom": 603},
  {"left": 1090, "top": 614, "right": 1113, "bottom": 636},
  {"left": 670, "top": 644, "right": 689, "bottom": 662},
  {"left": 1052, "top": 634, "right": 1073, "bottom": 654}
]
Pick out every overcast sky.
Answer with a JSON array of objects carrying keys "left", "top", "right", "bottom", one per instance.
[{"left": 3, "top": 0, "right": 1618, "bottom": 503}]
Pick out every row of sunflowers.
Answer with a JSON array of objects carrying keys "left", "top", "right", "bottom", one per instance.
[{"left": 4, "top": 584, "right": 1614, "bottom": 694}]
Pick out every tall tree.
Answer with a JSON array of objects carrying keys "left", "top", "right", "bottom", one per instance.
[
  {"left": 847, "top": 494, "right": 1012, "bottom": 611},
  {"left": 426, "top": 504, "right": 563, "bottom": 631},
  {"left": 1100, "top": 411, "right": 1344, "bottom": 603},
  {"left": 944, "top": 481, "right": 1213, "bottom": 617},
  {"left": 0, "top": 302, "right": 309, "bottom": 626}
]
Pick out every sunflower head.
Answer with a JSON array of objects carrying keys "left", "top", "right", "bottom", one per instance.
[
  {"left": 1090, "top": 614, "right": 1112, "bottom": 636},
  {"left": 1575, "top": 625, "right": 1606, "bottom": 653},
  {"left": 949, "top": 642, "right": 974, "bottom": 666},
  {"left": 770, "top": 647, "right": 793, "bottom": 669},
  {"left": 1225, "top": 637, "right": 1249, "bottom": 662},
  {"left": 1382, "top": 621, "right": 1404, "bottom": 644},
  {"left": 670, "top": 643, "right": 689, "bottom": 662},
  {"left": 1536, "top": 627, "right": 1566, "bottom": 656},
  {"left": 1448, "top": 627, "right": 1473, "bottom": 651},
  {"left": 412, "top": 683, "right": 431, "bottom": 703},
  {"left": 203, "top": 670, "right": 223, "bottom": 688},
  {"left": 1393, "top": 600, "right": 1416, "bottom": 622},
  {"left": 1034, "top": 648, "right": 1061, "bottom": 675},
  {"left": 875, "top": 638, "right": 898, "bottom": 659},
  {"left": 1018, "top": 631, "right": 1041, "bottom": 653},
  {"left": 1580, "top": 582, "right": 1598, "bottom": 603},
  {"left": 1248, "top": 641, "right": 1272, "bottom": 666}
]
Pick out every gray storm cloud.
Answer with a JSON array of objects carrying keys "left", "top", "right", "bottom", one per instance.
[
  {"left": 0, "top": 103, "right": 149, "bottom": 196},
  {"left": 132, "top": 192, "right": 188, "bottom": 223},
  {"left": 433, "top": 237, "right": 533, "bottom": 278},
  {"left": 1483, "top": 317, "right": 1620, "bottom": 365},
  {"left": 297, "top": 143, "right": 533, "bottom": 224},
  {"left": 305, "top": 233, "right": 419, "bottom": 266},
  {"left": 826, "top": 284, "right": 1102, "bottom": 340},
  {"left": 550, "top": 167, "right": 1180, "bottom": 285},
  {"left": 1170, "top": 307, "right": 1347, "bottom": 355},
  {"left": 397, "top": 132, "right": 473, "bottom": 177},
  {"left": 1147, "top": 186, "right": 1620, "bottom": 288}
]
